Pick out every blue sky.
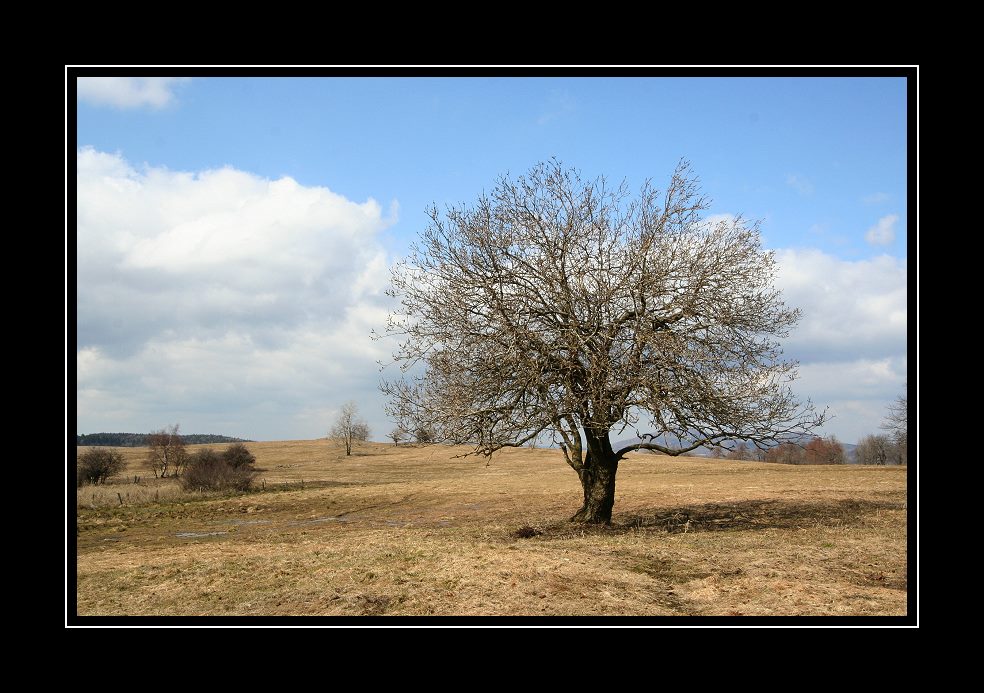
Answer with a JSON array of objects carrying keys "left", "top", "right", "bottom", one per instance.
[{"left": 75, "top": 74, "right": 910, "bottom": 445}]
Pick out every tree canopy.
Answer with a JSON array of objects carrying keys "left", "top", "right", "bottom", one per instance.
[{"left": 381, "top": 160, "right": 824, "bottom": 522}]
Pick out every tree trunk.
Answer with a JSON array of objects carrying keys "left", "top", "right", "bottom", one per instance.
[{"left": 570, "top": 433, "right": 618, "bottom": 524}]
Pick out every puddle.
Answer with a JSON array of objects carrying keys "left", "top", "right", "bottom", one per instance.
[
  {"left": 225, "top": 519, "right": 271, "bottom": 527},
  {"left": 287, "top": 516, "right": 350, "bottom": 526},
  {"left": 175, "top": 531, "right": 229, "bottom": 538}
]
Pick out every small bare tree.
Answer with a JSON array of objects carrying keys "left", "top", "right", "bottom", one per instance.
[
  {"left": 330, "top": 402, "right": 370, "bottom": 456},
  {"left": 380, "top": 160, "right": 824, "bottom": 523},
  {"left": 388, "top": 426, "right": 407, "bottom": 446},
  {"left": 882, "top": 385, "right": 908, "bottom": 465},
  {"left": 146, "top": 424, "right": 187, "bottom": 478}
]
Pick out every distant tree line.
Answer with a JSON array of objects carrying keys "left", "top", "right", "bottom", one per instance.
[
  {"left": 762, "top": 436, "right": 846, "bottom": 465},
  {"left": 77, "top": 432, "right": 251, "bottom": 447},
  {"left": 709, "top": 436, "right": 847, "bottom": 464},
  {"left": 710, "top": 387, "right": 908, "bottom": 467},
  {"left": 855, "top": 387, "right": 908, "bottom": 467}
]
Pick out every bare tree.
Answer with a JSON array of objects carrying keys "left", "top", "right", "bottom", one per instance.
[
  {"left": 882, "top": 385, "right": 908, "bottom": 465},
  {"left": 330, "top": 402, "right": 370, "bottom": 456},
  {"left": 379, "top": 160, "right": 824, "bottom": 523},
  {"left": 388, "top": 426, "right": 407, "bottom": 446},
  {"left": 803, "top": 436, "right": 845, "bottom": 465},
  {"left": 855, "top": 434, "right": 892, "bottom": 465},
  {"left": 146, "top": 424, "right": 187, "bottom": 478},
  {"left": 727, "top": 442, "right": 753, "bottom": 461},
  {"left": 764, "top": 442, "right": 805, "bottom": 465}
]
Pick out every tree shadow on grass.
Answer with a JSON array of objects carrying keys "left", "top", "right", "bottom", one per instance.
[{"left": 528, "top": 498, "right": 905, "bottom": 539}]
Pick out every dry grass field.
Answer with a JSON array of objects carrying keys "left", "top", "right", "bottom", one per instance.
[{"left": 74, "top": 440, "right": 908, "bottom": 617}]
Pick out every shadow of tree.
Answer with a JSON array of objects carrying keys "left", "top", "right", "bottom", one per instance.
[
  {"left": 528, "top": 498, "right": 905, "bottom": 539},
  {"left": 620, "top": 498, "right": 904, "bottom": 533}
]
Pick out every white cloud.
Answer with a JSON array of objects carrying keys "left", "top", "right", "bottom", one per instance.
[
  {"left": 77, "top": 77, "right": 190, "bottom": 109},
  {"left": 775, "top": 249, "right": 906, "bottom": 360},
  {"left": 774, "top": 249, "right": 907, "bottom": 442},
  {"left": 865, "top": 213, "right": 899, "bottom": 246},
  {"left": 76, "top": 148, "right": 397, "bottom": 440},
  {"left": 795, "top": 358, "right": 907, "bottom": 401},
  {"left": 786, "top": 174, "right": 814, "bottom": 196}
]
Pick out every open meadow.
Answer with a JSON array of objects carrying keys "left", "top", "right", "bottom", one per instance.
[{"left": 74, "top": 440, "right": 908, "bottom": 617}]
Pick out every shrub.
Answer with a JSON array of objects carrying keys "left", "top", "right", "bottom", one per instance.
[
  {"left": 181, "top": 448, "right": 257, "bottom": 492},
  {"left": 77, "top": 448, "right": 127, "bottom": 486},
  {"left": 221, "top": 443, "right": 256, "bottom": 469}
]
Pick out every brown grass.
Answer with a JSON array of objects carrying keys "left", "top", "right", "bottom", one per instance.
[{"left": 75, "top": 440, "right": 907, "bottom": 617}]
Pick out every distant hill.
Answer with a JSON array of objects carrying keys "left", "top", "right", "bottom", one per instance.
[{"left": 76, "top": 433, "right": 252, "bottom": 447}]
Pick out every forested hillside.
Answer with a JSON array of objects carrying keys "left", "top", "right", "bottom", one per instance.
[{"left": 76, "top": 433, "right": 251, "bottom": 447}]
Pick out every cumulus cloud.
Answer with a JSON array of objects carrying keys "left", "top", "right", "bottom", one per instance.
[
  {"left": 865, "top": 213, "right": 899, "bottom": 246},
  {"left": 786, "top": 174, "right": 814, "bottom": 196},
  {"left": 77, "top": 77, "right": 190, "bottom": 109},
  {"left": 775, "top": 249, "right": 906, "bottom": 361},
  {"left": 774, "top": 249, "right": 907, "bottom": 442},
  {"left": 76, "top": 148, "right": 396, "bottom": 440}
]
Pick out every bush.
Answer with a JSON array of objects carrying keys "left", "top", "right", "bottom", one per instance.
[
  {"left": 181, "top": 447, "right": 257, "bottom": 492},
  {"left": 77, "top": 448, "right": 127, "bottom": 486},
  {"left": 221, "top": 443, "right": 256, "bottom": 469}
]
